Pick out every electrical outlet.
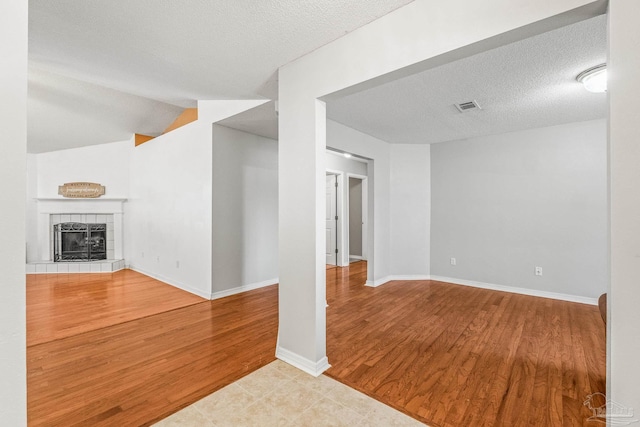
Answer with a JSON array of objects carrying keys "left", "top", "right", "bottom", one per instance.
[
  {"left": 535, "top": 266, "right": 543, "bottom": 276},
  {"left": 450, "top": 257, "right": 457, "bottom": 266}
]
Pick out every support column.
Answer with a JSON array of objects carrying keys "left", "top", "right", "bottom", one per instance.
[
  {"left": 608, "top": 0, "right": 640, "bottom": 417},
  {"left": 276, "top": 81, "right": 329, "bottom": 376},
  {"left": 0, "top": 0, "right": 27, "bottom": 424}
]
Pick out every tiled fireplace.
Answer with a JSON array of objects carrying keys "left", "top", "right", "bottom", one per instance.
[{"left": 27, "top": 198, "right": 127, "bottom": 274}]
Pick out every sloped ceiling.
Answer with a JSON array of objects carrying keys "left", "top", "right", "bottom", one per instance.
[
  {"left": 28, "top": 0, "right": 414, "bottom": 152},
  {"left": 28, "top": 67, "right": 184, "bottom": 152},
  {"left": 28, "top": 3, "right": 606, "bottom": 152}
]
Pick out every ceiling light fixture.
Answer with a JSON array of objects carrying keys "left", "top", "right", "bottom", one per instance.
[{"left": 576, "top": 64, "right": 607, "bottom": 93}]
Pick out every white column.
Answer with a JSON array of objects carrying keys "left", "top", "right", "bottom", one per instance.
[
  {"left": 276, "top": 86, "right": 329, "bottom": 375},
  {"left": 608, "top": 0, "right": 640, "bottom": 417},
  {"left": 0, "top": 0, "right": 27, "bottom": 424}
]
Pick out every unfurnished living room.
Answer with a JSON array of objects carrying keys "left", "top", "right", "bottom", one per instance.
[{"left": 2, "top": 1, "right": 639, "bottom": 426}]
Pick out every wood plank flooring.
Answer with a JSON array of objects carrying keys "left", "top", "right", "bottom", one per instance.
[
  {"left": 325, "top": 261, "right": 607, "bottom": 427},
  {"left": 28, "top": 263, "right": 606, "bottom": 426},
  {"left": 27, "top": 274, "right": 278, "bottom": 426},
  {"left": 27, "top": 270, "right": 205, "bottom": 346}
]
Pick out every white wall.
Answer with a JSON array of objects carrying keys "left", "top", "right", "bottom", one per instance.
[
  {"left": 390, "top": 144, "right": 430, "bottom": 278},
  {"left": 327, "top": 120, "right": 390, "bottom": 284},
  {"left": 26, "top": 154, "right": 39, "bottom": 261},
  {"left": 127, "top": 100, "right": 266, "bottom": 298},
  {"left": 333, "top": 143, "right": 436, "bottom": 280},
  {"left": 326, "top": 124, "right": 432, "bottom": 282},
  {"left": 26, "top": 140, "right": 132, "bottom": 262},
  {"left": 0, "top": 0, "right": 27, "bottom": 424},
  {"left": 35, "top": 140, "right": 132, "bottom": 198},
  {"left": 326, "top": 151, "right": 367, "bottom": 176},
  {"left": 608, "top": 0, "right": 640, "bottom": 415},
  {"left": 431, "top": 119, "right": 607, "bottom": 301},
  {"left": 211, "top": 125, "right": 278, "bottom": 297},
  {"left": 127, "top": 121, "right": 214, "bottom": 298}
]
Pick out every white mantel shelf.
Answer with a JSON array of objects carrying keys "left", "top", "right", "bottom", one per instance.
[
  {"left": 33, "top": 197, "right": 129, "bottom": 203},
  {"left": 35, "top": 197, "right": 128, "bottom": 201},
  {"left": 36, "top": 198, "right": 127, "bottom": 215},
  {"left": 34, "top": 197, "right": 129, "bottom": 202}
]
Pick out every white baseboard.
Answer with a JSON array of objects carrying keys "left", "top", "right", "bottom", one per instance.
[
  {"left": 275, "top": 346, "right": 331, "bottom": 377},
  {"left": 365, "top": 273, "right": 597, "bottom": 305},
  {"left": 210, "top": 278, "right": 279, "bottom": 300},
  {"left": 430, "top": 275, "right": 598, "bottom": 306},
  {"left": 390, "top": 275, "right": 431, "bottom": 281},
  {"left": 129, "top": 267, "right": 278, "bottom": 301},
  {"left": 365, "top": 275, "right": 430, "bottom": 287},
  {"left": 365, "top": 276, "right": 392, "bottom": 287},
  {"left": 128, "top": 266, "right": 211, "bottom": 299},
  {"left": 349, "top": 255, "right": 365, "bottom": 260}
]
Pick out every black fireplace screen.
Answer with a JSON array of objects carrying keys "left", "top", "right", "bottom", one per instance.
[{"left": 53, "top": 222, "right": 107, "bottom": 262}]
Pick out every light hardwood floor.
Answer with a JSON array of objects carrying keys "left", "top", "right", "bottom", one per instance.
[
  {"left": 27, "top": 263, "right": 605, "bottom": 426},
  {"left": 27, "top": 270, "right": 205, "bottom": 346},
  {"left": 326, "top": 261, "right": 606, "bottom": 426},
  {"left": 27, "top": 271, "right": 278, "bottom": 426}
]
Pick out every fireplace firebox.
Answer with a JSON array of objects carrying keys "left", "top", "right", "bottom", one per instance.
[{"left": 53, "top": 222, "right": 107, "bottom": 262}]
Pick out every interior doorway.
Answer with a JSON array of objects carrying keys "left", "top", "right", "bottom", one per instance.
[
  {"left": 348, "top": 175, "right": 367, "bottom": 263},
  {"left": 325, "top": 149, "right": 370, "bottom": 273},
  {"left": 325, "top": 173, "right": 338, "bottom": 266}
]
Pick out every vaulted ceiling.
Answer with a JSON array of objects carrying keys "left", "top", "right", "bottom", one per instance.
[
  {"left": 28, "top": 1, "right": 606, "bottom": 152},
  {"left": 28, "top": 0, "right": 413, "bottom": 152}
]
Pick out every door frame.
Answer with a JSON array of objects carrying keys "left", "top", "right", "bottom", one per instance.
[
  {"left": 346, "top": 173, "right": 368, "bottom": 263},
  {"left": 326, "top": 169, "right": 346, "bottom": 267}
]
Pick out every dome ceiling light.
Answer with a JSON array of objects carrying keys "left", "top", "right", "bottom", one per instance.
[{"left": 576, "top": 64, "right": 607, "bottom": 93}]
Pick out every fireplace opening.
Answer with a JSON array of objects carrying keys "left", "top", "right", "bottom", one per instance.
[{"left": 53, "top": 222, "right": 107, "bottom": 262}]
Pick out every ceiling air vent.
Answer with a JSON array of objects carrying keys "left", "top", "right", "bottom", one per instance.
[{"left": 454, "top": 100, "right": 481, "bottom": 113}]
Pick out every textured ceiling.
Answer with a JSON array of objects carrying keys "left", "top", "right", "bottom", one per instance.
[
  {"left": 327, "top": 15, "right": 607, "bottom": 144},
  {"left": 217, "top": 101, "right": 279, "bottom": 140},
  {"left": 28, "top": 67, "right": 184, "bottom": 153},
  {"left": 28, "top": 0, "right": 414, "bottom": 152},
  {"left": 28, "top": 2, "right": 606, "bottom": 152}
]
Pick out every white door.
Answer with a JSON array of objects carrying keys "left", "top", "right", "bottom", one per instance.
[{"left": 325, "top": 174, "right": 337, "bottom": 265}]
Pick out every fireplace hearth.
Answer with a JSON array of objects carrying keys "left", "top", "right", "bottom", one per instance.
[
  {"left": 30, "top": 198, "right": 126, "bottom": 273},
  {"left": 54, "top": 222, "right": 107, "bottom": 262}
]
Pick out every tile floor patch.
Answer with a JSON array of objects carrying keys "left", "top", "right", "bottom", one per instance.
[
  {"left": 193, "top": 383, "right": 257, "bottom": 420},
  {"left": 235, "top": 364, "right": 292, "bottom": 398},
  {"left": 261, "top": 379, "right": 322, "bottom": 417},
  {"left": 291, "top": 397, "right": 363, "bottom": 426},
  {"left": 154, "top": 405, "right": 215, "bottom": 426},
  {"left": 153, "top": 361, "right": 428, "bottom": 426}
]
